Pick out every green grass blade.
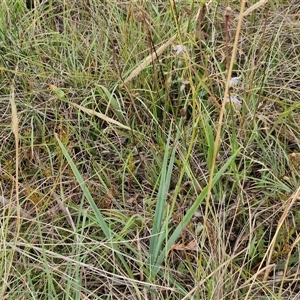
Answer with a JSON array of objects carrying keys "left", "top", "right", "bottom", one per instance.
[
  {"left": 154, "top": 148, "right": 241, "bottom": 273},
  {"left": 149, "top": 124, "right": 176, "bottom": 265},
  {"left": 55, "top": 134, "right": 112, "bottom": 240},
  {"left": 96, "top": 84, "right": 125, "bottom": 122}
]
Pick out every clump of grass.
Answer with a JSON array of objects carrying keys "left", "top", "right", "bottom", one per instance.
[{"left": 0, "top": 0, "right": 300, "bottom": 299}]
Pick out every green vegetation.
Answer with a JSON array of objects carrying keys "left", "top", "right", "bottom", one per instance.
[{"left": 1, "top": 0, "right": 300, "bottom": 299}]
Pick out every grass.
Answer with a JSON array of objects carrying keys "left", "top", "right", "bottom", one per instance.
[{"left": 0, "top": 0, "right": 300, "bottom": 299}]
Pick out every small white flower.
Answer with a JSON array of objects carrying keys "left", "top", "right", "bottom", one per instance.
[
  {"left": 172, "top": 44, "right": 186, "bottom": 55},
  {"left": 180, "top": 84, "right": 186, "bottom": 92},
  {"left": 180, "top": 78, "right": 190, "bottom": 92},
  {"left": 229, "top": 76, "right": 241, "bottom": 87},
  {"left": 177, "top": 59, "right": 183, "bottom": 67},
  {"left": 225, "top": 95, "right": 242, "bottom": 105}
]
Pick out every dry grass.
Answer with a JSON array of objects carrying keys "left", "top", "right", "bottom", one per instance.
[{"left": 0, "top": 0, "right": 300, "bottom": 299}]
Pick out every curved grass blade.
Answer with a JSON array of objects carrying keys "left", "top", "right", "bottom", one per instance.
[
  {"left": 55, "top": 133, "right": 112, "bottom": 240},
  {"left": 153, "top": 148, "right": 241, "bottom": 275}
]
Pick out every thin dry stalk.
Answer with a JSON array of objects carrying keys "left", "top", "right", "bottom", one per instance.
[
  {"left": 1, "top": 84, "right": 21, "bottom": 299},
  {"left": 242, "top": 0, "right": 269, "bottom": 17},
  {"left": 10, "top": 84, "right": 20, "bottom": 223},
  {"left": 263, "top": 186, "right": 300, "bottom": 279},
  {"left": 244, "top": 185, "right": 300, "bottom": 299},
  {"left": 70, "top": 101, "right": 131, "bottom": 131},
  {"left": 202, "top": 0, "right": 247, "bottom": 260},
  {"left": 120, "top": 35, "right": 177, "bottom": 87}
]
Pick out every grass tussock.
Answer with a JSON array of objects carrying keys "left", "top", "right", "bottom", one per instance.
[{"left": 0, "top": 0, "right": 300, "bottom": 299}]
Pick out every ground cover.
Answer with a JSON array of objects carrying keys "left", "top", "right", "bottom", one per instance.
[{"left": 0, "top": 0, "right": 300, "bottom": 299}]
